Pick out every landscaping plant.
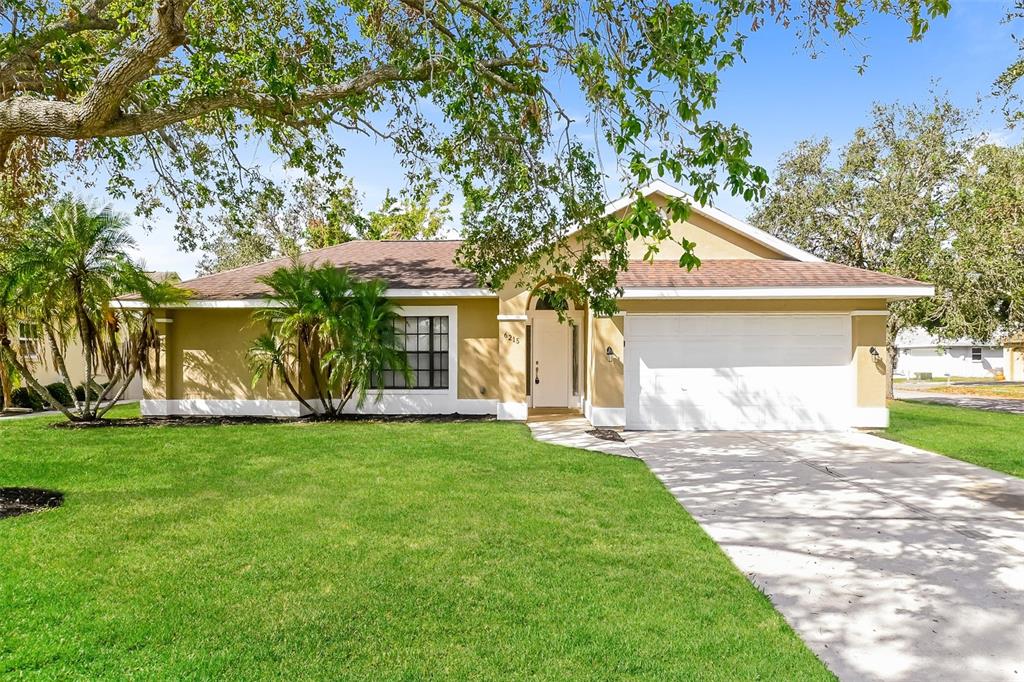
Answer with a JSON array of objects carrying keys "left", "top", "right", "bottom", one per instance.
[
  {"left": 247, "top": 261, "right": 411, "bottom": 417},
  {"left": 0, "top": 198, "right": 187, "bottom": 421}
]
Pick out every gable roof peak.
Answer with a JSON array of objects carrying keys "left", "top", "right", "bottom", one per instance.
[{"left": 603, "top": 180, "right": 822, "bottom": 263}]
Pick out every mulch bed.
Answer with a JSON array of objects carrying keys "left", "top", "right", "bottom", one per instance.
[
  {"left": 54, "top": 413, "right": 496, "bottom": 429},
  {"left": 0, "top": 488, "right": 64, "bottom": 520},
  {"left": 586, "top": 428, "right": 625, "bottom": 442}
]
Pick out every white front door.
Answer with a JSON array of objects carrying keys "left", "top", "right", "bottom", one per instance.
[
  {"left": 624, "top": 314, "right": 853, "bottom": 430},
  {"left": 532, "top": 312, "right": 571, "bottom": 407}
]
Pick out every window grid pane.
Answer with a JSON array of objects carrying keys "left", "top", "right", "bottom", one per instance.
[{"left": 372, "top": 316, "right": 449, "bottom": 390}]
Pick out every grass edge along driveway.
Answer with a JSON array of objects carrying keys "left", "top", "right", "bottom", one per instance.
[
  {"left": 0, "top": 408, "right": 833, "bottom": 680},
  {"left": 885, "top": 400, "right": 1024, "bottom": 479}
]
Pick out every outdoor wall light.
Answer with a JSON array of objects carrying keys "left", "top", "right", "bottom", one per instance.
[
  {"left": 606, "top": 346, "right": 616, "bottom": 362},
  {"left": 869, "top": 346, "right": 880, "bottom": 359}
]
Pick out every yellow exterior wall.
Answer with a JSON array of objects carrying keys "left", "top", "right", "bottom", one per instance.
[
  {"left": 1005, "top": 345, "right": 1024, "bottom": 381},
  {"left": 166, "top": 309, "right": 290, "bottom": 401},
  {"left": 626, "top": 211, "right": 785, "bottom": 261},
  {"left": 852, "top": 315, "right": 888, "bottom": 408},
  {"left": 147, "top": 299, "right": 500, "bottom": 403},
  {"left": 588, "top": 314, "right": 624, "bottom": 408},
  {"left": 387, "top": 297, "right": 499, "bottom": 401}
]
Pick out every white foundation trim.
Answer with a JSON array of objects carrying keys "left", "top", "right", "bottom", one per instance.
[
  {"left": 141, "top": 399, "right": 303, "bottom": 417},
  {"left": 851, "top": 406, "right": 889, "bottom": 428},
  {"left": 851, "top": 310, "right": 890, "bottom": 316},
  {"left": 497, "top": 401, "right": 528, "bottom": 421},
  {"left": 497, "top": 314, "right": 528, "bottom": 321},
  {"left": 619, "top": 286, "right": 933, "bottom": 300},
  {"left": 589, "top": 406, "right": 625, "bottom": 428},
  {"left": 141, "top": 397, "right": 497, "bottom": 418}
]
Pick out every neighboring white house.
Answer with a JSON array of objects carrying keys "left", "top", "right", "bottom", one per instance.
[{"left": 895, "top": 328, "right": 1004, "bottom": 379}]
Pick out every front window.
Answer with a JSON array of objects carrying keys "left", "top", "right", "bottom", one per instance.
[
  {"left": 374, "top": 315, "right": 450, "bottom": 390},
  {"left": 971, "top": 347, "right": 983, "bottom": 362},
  {"left": 18, "top": 322, "right": 41, "bottom": 359}
]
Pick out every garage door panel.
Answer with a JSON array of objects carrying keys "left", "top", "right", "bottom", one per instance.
[{"left": 625, "top": 315, "right": 852, "bottom": 431}]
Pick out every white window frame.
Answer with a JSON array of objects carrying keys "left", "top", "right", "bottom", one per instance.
[
  {"left": 18, "top": 321, "right": 41, "bottom": 360},
  {"left": 971, "top": 346, "right": 983, "bottom": 362},
  {"left": 380, "top": 305, "right": 457, "bottom": 397}
]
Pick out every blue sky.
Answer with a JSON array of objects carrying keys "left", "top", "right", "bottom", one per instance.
[{"left": 110, "top": 2, "right": 1021, "bottom": 278}]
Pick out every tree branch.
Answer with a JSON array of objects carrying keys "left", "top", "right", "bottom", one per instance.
[{"left": 0, "top": 56, "right": 521, "bottom": 144}]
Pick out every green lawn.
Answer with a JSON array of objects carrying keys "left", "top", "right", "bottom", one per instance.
[
  {"left": 886, "top": 400, "right": 1024, "bottom": 478},
  {"left": 0, "top": 406, "right": 830, "bottom": 680}
]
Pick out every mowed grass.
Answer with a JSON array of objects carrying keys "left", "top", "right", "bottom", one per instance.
[
  {"left": 0, "top": 406, "right": 830, "bottom": 680},
  {"left": 886, "top": 400, "right": 1024, "bottom": 478},
  {"left": 928, "top": 383, "right": 1024, "bottom": 400}
]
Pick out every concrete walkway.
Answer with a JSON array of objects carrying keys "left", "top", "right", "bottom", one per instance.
[
  {"left": 529, "top": 420, "right": 1024, "bottom": 682},
  {"left": 895, "top": 389, "right": 1024, "bottom": 415}
]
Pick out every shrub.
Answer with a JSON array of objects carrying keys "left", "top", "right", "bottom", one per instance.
[
  {"left": 11, "top": 387, "right": 44, "bottom": 411},
  {"left": 74, "top": 383, "right": 100, "bottom": 402},
  {"left": 45, "top": 382, "right": 74, "bottom": 407}
]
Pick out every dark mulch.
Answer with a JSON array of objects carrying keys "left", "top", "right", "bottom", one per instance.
[
  {"left": 54, "top": 413, "right": 496, "bottom": 429},
  {"left": 0, "top": 488, "right": 64, "bottom": 520},
  {"left": 586, "top": 428, "right": 625, "bottom": 443}
]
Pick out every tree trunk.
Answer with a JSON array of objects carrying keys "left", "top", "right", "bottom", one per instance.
[
  {"left": 45, "top": 325, "right": 82, "bottom": 411},
  {"left": 0, "top": 359, "right": 12, "bottom": 410},
  {"left": 886, "top": 344, "right": 897, "bottom": 401},
  {"left": 0, "top": 341, "right": 79, "bottom": 419}
]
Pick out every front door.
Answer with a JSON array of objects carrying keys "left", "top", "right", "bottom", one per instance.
[{"left": 532, "top": 312, "right": 571, "bottom": 407}]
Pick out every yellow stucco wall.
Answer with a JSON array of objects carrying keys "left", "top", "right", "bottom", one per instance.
[
  {"left": 626, "top": 211, "right": 785, "bottom": 261},
  {"left": 455, "top": 298, "right": 499, "bottom": 401},
  {"left": 588, "top": 314, "right": 624, "bottom": 408},
  {"left": 148, "top": 299, "right": 500, "bottom": 403},
  {"left": 585, "top": 301, "right": 890, "bottom": 411},
  {"left": 851, "top": 314, "right": 888, "bottom": 408},
  {"left": 166, "top": 309, "right": 290, "bottom": 401}
]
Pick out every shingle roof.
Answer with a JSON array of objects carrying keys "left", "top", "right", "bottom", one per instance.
[
  {"left": 164, "top": 240, "right": 479, "bottom": 300},
  {"left": 123, "top": 242, "right": 927, "bottom": 303},
  {"left": 616, "top": 259, "right": 926, "bottom": 289}
]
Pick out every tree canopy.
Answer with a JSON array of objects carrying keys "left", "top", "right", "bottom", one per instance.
[
  {"left": 197, "top": 177, "right": 450, "bottom": 273},
  {"left": 750, "top": 97, "right": 1024, "bottom": 390},
  {"left": 0, "top": 0, "right": 948, "bottom": 309}
]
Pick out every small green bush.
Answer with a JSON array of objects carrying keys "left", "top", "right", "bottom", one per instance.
[
  {"left": 74, "top": 383, "right": 100, "bottom": 402},
  {"left": 45, "top": 382, "right": 74, "bottom": 407},
  {"left": 11, "top": 387, "right": 43, "bottom": 411}
]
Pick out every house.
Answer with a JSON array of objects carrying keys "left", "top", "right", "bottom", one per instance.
[
  {"left": 114, "top": 181, "right": 932, "bottom": 430},
  {"left": 1005, "top": 336, "right": 1024, "bottom": 381},
  {"left": 894, "top": 328, "right": 1005, "bottom": 380},
  {"left": 16, "top": 322, "right": 143, "bottom": 401}
]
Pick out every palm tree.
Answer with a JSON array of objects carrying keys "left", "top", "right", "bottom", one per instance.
[
  {"left": 0, "top": 198, "right": 187, "bottom": 421},
  {"left": 248, "top": 261, "right": 409, "bottom": 417}
]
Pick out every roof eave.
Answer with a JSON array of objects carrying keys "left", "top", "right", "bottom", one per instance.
[
  {"left": 618, "top": 285, "right": 934, "bottom": 300},
  {"left": 110, "top": 287, "right": 498, "bottom": 309}
]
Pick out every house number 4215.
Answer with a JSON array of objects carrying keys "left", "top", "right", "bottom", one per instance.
[{"left": 503, "top": 332, "right": 520, "bottom": 344}]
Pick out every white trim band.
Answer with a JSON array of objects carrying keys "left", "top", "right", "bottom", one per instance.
[
  {"left": 497, "top": 401, "right": 528, "bottom": 421},
  {"left": 141, "top": 398, "right": 497, "bottom": 418},
  {"left": 497, "top": 314, "right": 528, "bottom": 321},
  {"left": 588, "top": 406, "right": 625, "bottom": 428},
  {"left": 850, "top": 310, "right": 890, "bottom": 316},
  {"left": 619, "top": 285, "right": 934, "bottom": 300},
  {"left": 113, "top": 288, "right": 496, "bottom": 309},
  {"left": 851, "top": 406, "right": 889, "bottom": 428}
]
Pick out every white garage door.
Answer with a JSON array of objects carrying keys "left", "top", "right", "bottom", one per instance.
[{"left": 624, "top": 315, "right": 852, "bottom": 431}]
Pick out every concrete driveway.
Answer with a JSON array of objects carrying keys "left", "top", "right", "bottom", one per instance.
[{"left": 530, "top": 421, "right": 1024, "bottom": 681}]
